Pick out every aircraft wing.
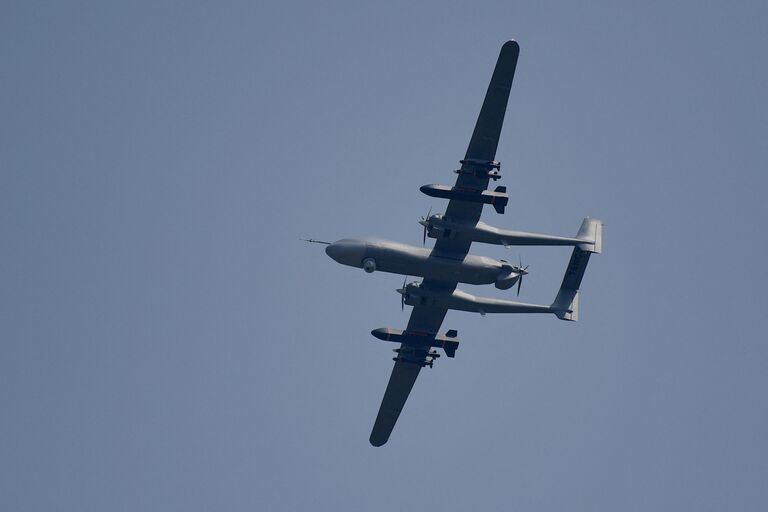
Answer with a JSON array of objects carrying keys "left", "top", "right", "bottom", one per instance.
[
  {"left": 462, "top": 40, "right": 520, "bottom": 169},
  {"left": 369, "top": 281, "right": 453, "bottom": 446},
  {"left": 435, "top": 40, "right": 520, "bottom": 255},
  {"left": 369, "top": 358, "right": 423, "bottom": 447},
  {"left": 370, "top": 42, "right": 520, "bottom": 446}
]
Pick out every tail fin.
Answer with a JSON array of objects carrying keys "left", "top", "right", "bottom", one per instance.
[
  {"left": 576, "top": 218, "right": 603, "bottom": 254},
  {"left": 552, "top": 289, "right": 580, "bottom": 321},
  {"left": 551, "top": 243, "right": 595, "bottom": 321},
  {"left": 492, "top": 186, "right": 508, "bottom": 214}
]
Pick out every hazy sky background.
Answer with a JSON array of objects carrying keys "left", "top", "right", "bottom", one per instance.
[{"left": 2, "top": 1, "right": 767, "bottom": 510}]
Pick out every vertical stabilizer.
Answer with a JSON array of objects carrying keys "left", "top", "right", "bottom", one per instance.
[
  {"left": 576, "top": 218, "right": 603, "bottom": 254},
  {"left": 553, "top": 289, "right": 579, "bottom": 321}
]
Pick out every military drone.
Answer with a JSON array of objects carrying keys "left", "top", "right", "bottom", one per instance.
[{"left": 312, "top": 41, "right": 602, "bottom": 446}]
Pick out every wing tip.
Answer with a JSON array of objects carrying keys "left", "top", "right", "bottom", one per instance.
[
  {"left": 369, "top": 434, "right": 388, "bottom": 447},
  {"left": 502, "top": 39, "right": 520, "bottom": 54}
]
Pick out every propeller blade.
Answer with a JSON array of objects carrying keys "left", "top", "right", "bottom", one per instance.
[
  {"left": 421, "top": 207, "right": 432, "bottom": 246},
  {"left": 517, "top": 274, "right": 522, "bottom": 296},
  {"left": 402, "top": 276, "right": 407, "bottom": 311}
]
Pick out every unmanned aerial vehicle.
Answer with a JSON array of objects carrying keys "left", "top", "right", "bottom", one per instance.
[{"left": 309, "top": 41, "right": 602, "bottom": 446}]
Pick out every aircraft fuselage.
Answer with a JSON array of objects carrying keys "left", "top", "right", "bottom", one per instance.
[{"left": 325, "top": 237, "right": 509, "bottom": 285}]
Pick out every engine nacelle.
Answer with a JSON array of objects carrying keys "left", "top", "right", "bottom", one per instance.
[
  {"left": 362, "top": 258, "right": 376, "bottom": 273},
  {"left": 495, "top": 272, "right": 521, "bottom": 290}
]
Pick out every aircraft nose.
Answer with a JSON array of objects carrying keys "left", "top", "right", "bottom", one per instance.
[
  {"left": 325, "top": 242, "right": 341, "bottom": 260},
  {"left": 325, "top": 239, "right": 366, "bottom": 266}
]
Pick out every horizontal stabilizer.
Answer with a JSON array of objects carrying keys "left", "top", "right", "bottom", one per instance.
[{"left": 551, "top": 236, "right": 598, "bottom": 321}]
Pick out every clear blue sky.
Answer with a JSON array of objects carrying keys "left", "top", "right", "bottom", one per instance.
[{"left": 2, "top": 1, "right": 767, "bottom": 510}]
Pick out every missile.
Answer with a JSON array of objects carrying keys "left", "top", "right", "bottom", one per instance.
[
  {"left": 392, "top": 356, "right": 434, "bottom": 368},
  {"left": 454, "top": 159, "right": 502, "bottom": 180}
]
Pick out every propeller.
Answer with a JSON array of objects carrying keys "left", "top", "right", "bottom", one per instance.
[
  {"left": 396, "top": 277, "right": 420, "bottom": 311},
  {"left": 514, "top": 256, "right": 529, "bottom": 296},
  {"left": 419, "top": 207, "right": 432, "bottom": 246}
]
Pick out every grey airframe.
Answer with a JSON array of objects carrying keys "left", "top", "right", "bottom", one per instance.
[{"left": 315, "top": 41, "right": 602, "bottom": 446}]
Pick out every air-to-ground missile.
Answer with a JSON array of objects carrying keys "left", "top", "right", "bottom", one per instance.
[{"left": 454, "top": 159, "right": 502, "bottom": 181}]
